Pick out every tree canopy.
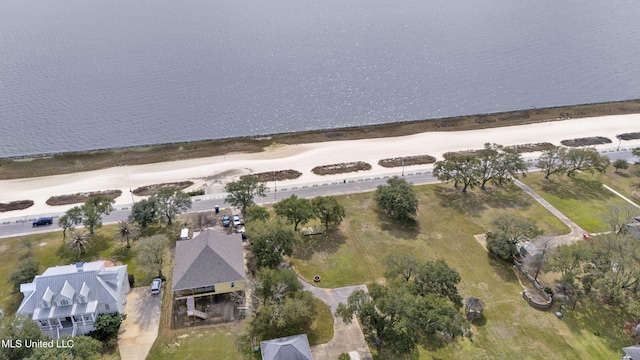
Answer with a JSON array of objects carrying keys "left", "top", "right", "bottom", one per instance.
[
  {"left": 60, "top": 196, "right": 114, "bottom": 236},
  {"left": 273, "top": 195, "right": 315, "bottom": 231},
  {"left": 81, "top": 195, "right": 115, "bottom": 234},
  {"left": 374, "top": 176, "right": 419, "bottom": 221},
  {"left": 248, "top": 220, "right": 299, "bottom": 269},
  {"left": 486, "top": 214, "right": 541, "bottom": 261},
  {"left": 130, "top": 198, "right": 158, "bottom": 228},
  {"left": 338, "top": 256, "right": 469, "bottom": 356},
  {"left": 113, "top": 219, "right": 141, "bottom": 248},
  {"left": 250, "top": 268, "right": 316, "bottom": 341},
  {"left": 154, "top": 187, "right": 192, "bottom": 225},
  {"left": 8, "top": 258, "right": 39, "bottom": 293},
  {"left": 136, "top": 235, "right": 168, "bottom": 279},
  {"left": 434, "top": 144, "right": 527, "bottom": 192},
  {"left": 312, "top": 196, "right": 346, "bottom": 229},
  {"left": 225, "top": 176, "right": 267, "bottom": 216},
  {"left": 537, "top": 146, "right": 609, "bottom": 179}
]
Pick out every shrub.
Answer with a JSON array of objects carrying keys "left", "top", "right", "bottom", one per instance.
[
  {"left": 543, "top": 287, "right": 554, "bottom": 296},
  {"left": 187, "top": 189, "right": 205, "bottom": 196},
  {"left": 88, "top": 313, "right": 126, "bottom": 342}
]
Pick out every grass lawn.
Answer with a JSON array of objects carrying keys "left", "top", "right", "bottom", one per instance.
[
  {"left": 290, "top": 182, "right": 632, "bottom": 359},
  {"left": 520, "top": 171, "right": 631, "bottom": 233},
  {"left": 596, "top": 163, "right": 640, "bottom": 205},
  {"left": 308, "top": 297, "right": 334, "bottom": 345},
  {"left": 147, "top": 325, "right": 243, "bottom": 360}
]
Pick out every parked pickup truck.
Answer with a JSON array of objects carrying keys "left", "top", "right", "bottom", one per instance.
[{"left": 32, "top": 217, "right": 53, "bottom": 227}]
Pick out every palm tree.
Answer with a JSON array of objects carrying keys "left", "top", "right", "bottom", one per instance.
[
  {"left": 66, "top": 230, "right": 91, "bottom": 255},
  {"left": 113, "top": 220, "right": 141, "bottom": 248}
]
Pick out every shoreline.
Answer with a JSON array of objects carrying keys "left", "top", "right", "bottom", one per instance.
[
  {"left": 2, "top": 98, "right": 640, "bottom": 180},
  {"left": 2, "top": 113, "right": 640, "bottom": 219}
]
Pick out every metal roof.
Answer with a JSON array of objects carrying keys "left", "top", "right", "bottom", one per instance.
[{"left": 17, "top": 261, "right": 127, "bottom": 319}]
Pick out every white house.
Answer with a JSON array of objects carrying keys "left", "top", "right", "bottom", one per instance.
[{"left": 16, "top": 261, "right": 130, "bottom": 339}]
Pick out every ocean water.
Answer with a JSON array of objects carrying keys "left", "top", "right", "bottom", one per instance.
[{"left": 1, "top": 0, "right": 640, "bottom": 157}]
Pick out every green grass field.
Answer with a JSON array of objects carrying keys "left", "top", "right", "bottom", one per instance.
[
  {"left": 290, "top": 182, "right": 632, "bottom": 359},
  {"left": 520, "top": 171, "right": 631, "bottom": 233}
]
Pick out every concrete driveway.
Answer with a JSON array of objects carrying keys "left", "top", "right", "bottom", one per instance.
[{"left": 118, "top": 287, "right": 162, "bottom": 360}]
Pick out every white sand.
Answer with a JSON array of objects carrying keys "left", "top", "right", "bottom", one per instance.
[{"left": 2, "top": 114, "right": 640, "bottom": 219}]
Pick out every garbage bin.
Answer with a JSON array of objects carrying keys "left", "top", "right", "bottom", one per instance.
[{"left": 214, "top": 205, "right": 219, "bottom": 214}]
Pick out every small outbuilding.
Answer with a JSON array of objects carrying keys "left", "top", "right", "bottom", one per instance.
[{"left": 465, "top": 296, "right": 486, "bottom": 322}]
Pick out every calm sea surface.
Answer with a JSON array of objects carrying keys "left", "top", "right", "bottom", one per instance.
[{"left": 1, "top": 0, "right": 640, "bottom": 157}]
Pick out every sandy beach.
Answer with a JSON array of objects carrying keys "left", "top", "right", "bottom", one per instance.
[{"left": 2, "top": 114, "right": 640, "bottom": 220}]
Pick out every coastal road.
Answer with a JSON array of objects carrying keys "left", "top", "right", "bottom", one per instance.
[{"left": 0, "top": 147, "right": 635, "bottom": 239}]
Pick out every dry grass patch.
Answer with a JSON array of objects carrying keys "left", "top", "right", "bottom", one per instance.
[
  {"left": 0, "top": 200, "right": 34, "bottom": 212},
  {"left": 240, "top": 170, "right": 302, "bottom": 182},
  {"left": 312, "top": 162, "right": 372, "bottom": 175},
  {"left": 378, "top": 155, "right": 436, "bottom": 168},
  {"left": 132, "top": 181, "right": 194, "bottom": 196},
  {"left": 560, "top": 136, "right": 612, "bottom": 147},
  {"left": 46, "top": 190, "right": 122, "bottom": 206}
]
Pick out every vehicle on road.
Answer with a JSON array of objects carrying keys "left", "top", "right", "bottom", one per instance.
[
  {"left": 151, "top": 278, "right": 162, "bottom": 295},
  {"left": 32, "top": 217, "right": 53, "bottom": 227},
  {"left": 233, "top": 215, "right": 241, "bottom": 227},
  {"left": 222, "top": 215, "right": 230, "bottom": 227}
]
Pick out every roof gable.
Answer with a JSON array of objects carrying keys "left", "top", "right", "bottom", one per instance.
[
  {"left": 172, "top": 229, "right": 246, "bottom": 292},
  {"left": 16, "top": 261, "right": 127, "bottom": 317},
  {"left": 260, "top": 334, "right": 312, "bottom": 360}
]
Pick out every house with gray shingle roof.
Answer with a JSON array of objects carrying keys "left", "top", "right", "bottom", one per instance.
[
  {"left": 17, "top": 261, "right": 129, "bottom": 339},
  {"left": 260, "top": 334, "right": 313, "bottom": 360},
  {"left": 172, "top": 228, "right": 246, "bottom": 300}
]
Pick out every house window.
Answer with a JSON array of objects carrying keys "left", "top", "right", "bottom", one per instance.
[
  {"left": 77, "top": 296, "right": 86, "bottom": 304},
  {"left": 230, "top": 282, "right": 235, "bottom": 288},
  {"left": 59, "top": 299, "right": 69, "bottom": 306},
  {"left": 105, "top": 304, "right": 110, "bottom": 311}
]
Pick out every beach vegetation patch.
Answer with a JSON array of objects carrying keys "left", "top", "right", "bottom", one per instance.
[
  {"left": 46, "top": 190, "right": 122, "bottom": 206},
  {"left": 617, "top": 132, "right": 640, "bottom": 141},
  {"left": 0, "top": 200, "right": 34, "bottom": 212},
  {"left": 240, "top": 169, "right": 302, "bottom": 182},
  {"left": 443, "top": 143, "right": 554, "bottom": 159},
  {"left": 378, "top": 155, "right": 436, "bottom": 168},
  {"left": 560, "top": 136, "right": 612, "bottom": 147},
  {"left": 132, "top": 181, "right": 193, "bottom": 196},
  {"left": 312, "top": 161, "right": 372, "bottom": 175}
]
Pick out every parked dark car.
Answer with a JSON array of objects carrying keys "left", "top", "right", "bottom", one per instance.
[
  {"left": 222, "top": 215, "right": 230, "bottom": 227},
  {"left": 32, "top": 217, "right": 53, "bottom": 227}
]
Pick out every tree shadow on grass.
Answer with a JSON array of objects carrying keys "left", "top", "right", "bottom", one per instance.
[
  {"left": 434, "top": 184, "right": 534, "bottom": 216},
  {"left": 540, "top": 177, "right": 615, "bottom": 201},
  {"left": 485, "top": 253, "right": 520, "bottom": 283},
  {"left": 293, "top": 230, "right": 347, "bottom": 261},
  {"left": 562, "top": 296, "right": 632, "bottom": 349},
  {"left": 377, "top": 212, "right": 420, "bottom": 240}
]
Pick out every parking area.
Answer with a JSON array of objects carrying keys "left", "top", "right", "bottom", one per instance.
[{"left": 118, "top": 287, "right": 162, "bottom": 360}]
